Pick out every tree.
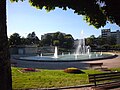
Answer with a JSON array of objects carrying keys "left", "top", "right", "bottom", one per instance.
[
  {"left": 26, "top": 32, "right": 40, "bottom": 44},
  {"left": 52, "top": 32, "right": 65, "bottom": 47},
  {"left": 63, "top": 34, "right": 74, "bottom": 49},
  {"left": 90, "top": 35, "right": 95, "bottom": 39},
  {"left": 86, "top": 35, "right": 96, "bottom": 46},
  {"left": 10, "top": 0, "right": 120, "bottom": 27},
  {"left": 86, "top": 38, "right": 93, "bottom": 46},
  {"left": 9, "top": 33, "right": 21, "bottom": 45},
  {"left": 106, "top": 36, "right": 116, "bottom": 45},
  {"left": 0, "top": 0, "right": 12, "bottom": 90},
  {"left": 57, "top": 32, "right": 64, "bottom": 46},
  {"left": 53, "top": 40, "right": 60, "bottom": 46},
  {"left": 21, "top": 37, "right": 27, "bottom": 45},
  {"left": 97, "top": 35, "right": 117, "bottom": 46},
  {"left": 41, "top": 34, "right": 52, "bottom": 46},
  {"left": 96, "top": 37, "right": 106, "bottom": 45},
  {"left": 52, "top": 32, "right": 59, "bottom": 40},
  {"left": 8, "top": 32, "right": 40, "bottom": 45},
  {"left": 11, "top": 0, "right": 120, "bottom": 28},
  {"left": 1, "top": 0, "right": 120, "bottom": 90}
]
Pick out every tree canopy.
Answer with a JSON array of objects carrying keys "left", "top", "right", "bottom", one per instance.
[
  {"left": 41, "top": 32, "right": 74, "bottom": 49},
  {"left": 8, "top": 32, "right": 40, "bottom": 45},
  {"left": 9, "top": 33, "right": 21, "bottom": 45},
  {"left": 11, "top": 0, "right": 120, "bottom": 28}
]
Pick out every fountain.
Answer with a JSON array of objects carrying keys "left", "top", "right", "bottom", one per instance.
[
  {"left": 75, "top": 39, "right": 90, "bottom": 55},
  {"left": 68, "top": 52, "right": 70, "bottom": 55},
  {"left": 53, "top": 46, "right": 58, "bottom": 58},
  {"left": 19, "top": 31, "right": 116, "bottom": 61},
  {"left": 41, "top": 53, "right": 43, "bottom": 57},
  {"left": 87, "top": 46, "right": 90, "bottom": 55},
  {"left": 75, "top": 30, "right": 91, "bottom": 57},
  {"left": 100, "top": 52, "right": 103, "bottom": 56},
  {"left": 62, "top": 52, "right": 64, "bottom": 56}
]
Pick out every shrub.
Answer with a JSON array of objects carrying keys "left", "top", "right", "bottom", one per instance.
[
  {"left": 23, "top": 68, "right": 36, "bottom": 72},
  {"left": 64, "top": 67, "right": 84, "bottom": 74},
  {"left": 20, "top": 68, "right": 40, "bottom": 73}
]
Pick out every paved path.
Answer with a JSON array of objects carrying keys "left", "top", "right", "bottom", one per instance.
[{"left": 86, "top": 53, "right": 120, "bottom": 69}]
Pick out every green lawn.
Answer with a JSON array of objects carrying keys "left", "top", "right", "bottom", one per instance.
[
  {"left": 12, "top": 67, "right": 100, "bottom": 89},
  {"left": 12, "top": 67, "right": 120, "bottom": 89},
  {"left": 110, "top": 68, "right": 120, "bottom": 72}
]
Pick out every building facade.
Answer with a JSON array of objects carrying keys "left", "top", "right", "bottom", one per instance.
[
  {"left": 10, "top": 45, "right": 38, "bottom": 55},
  {"left": 101, "top": 29, "right": 120, "bottom": 44}
]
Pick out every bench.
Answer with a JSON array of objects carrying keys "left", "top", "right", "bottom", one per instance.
[
  {"left": 88, "top": 62, "right": 103, "bottom": 69},
  {"left": 88, "top": 72, "right": 120, "bottom": 90}
]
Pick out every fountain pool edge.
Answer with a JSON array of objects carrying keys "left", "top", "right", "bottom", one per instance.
[{"left": 17, "top": 53, "right": 118, "bottom": 62}]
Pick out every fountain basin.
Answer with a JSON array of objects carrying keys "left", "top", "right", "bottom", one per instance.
[{"left": 19, "top": 52, "right": 117, "bottom": 62}]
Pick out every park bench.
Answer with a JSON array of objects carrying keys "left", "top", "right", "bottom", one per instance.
[
  {"left": 88, "top": 62, "right": 103, "bottom": 69},
  {"left": 88, "top": 71, "right": 120, "bottom": 90}
]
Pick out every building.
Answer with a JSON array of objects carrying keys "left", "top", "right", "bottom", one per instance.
[
  {"left": 101, "top": 29, "right": 111, "bottom": 38},
  {"left": 101, "top": 29, "right": 120, "bottom": 44},
  {"left": 10, "top": 45, "right": 38, "bottom": 55}
]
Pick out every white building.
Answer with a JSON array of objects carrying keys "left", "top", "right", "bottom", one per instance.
[{"left": 101, "top": 29, "right": 120, "bottom": 44}]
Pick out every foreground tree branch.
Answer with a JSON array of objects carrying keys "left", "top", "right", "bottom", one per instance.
[
  {"left": 0, "top": 0, "right": 119, "bottom": 90},
  {"left": 11, "top": 0, "right": 120, "bottom": 28}
]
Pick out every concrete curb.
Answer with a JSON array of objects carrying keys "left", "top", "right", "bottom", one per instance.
[
  {"left": 40, "top": 84, "right": 93, "bottom": 90},
  {"left": 15, "top": 84, "right": 93, "bottom": 90}
]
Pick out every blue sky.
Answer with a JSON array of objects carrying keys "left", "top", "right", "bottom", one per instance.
[{"left": 7, "top": 0, "right": 120, "bottom": 39}]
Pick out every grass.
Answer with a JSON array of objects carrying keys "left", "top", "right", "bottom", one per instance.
[
  {"left": 110, "top": 68, "right": 120, "bottom": 72},
  {"left": 12, "top": 67, "right": 120, "bottom": 89}
]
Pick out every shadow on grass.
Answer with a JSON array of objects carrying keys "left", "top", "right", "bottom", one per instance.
[{"left": 64, "top": 67, "right": 85, "bottom": 74}]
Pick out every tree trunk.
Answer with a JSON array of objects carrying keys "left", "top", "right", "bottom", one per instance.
[{"left": 0, "top": 0, "right": 12, "bottom": 90}]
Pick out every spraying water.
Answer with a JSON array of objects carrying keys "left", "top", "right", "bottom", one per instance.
[
  {"left": 41, "top": 53, "right": 43, "bottom": 57},
  {"left": 54, "top": 46, "right": 58, "bottom": 58},
  {"left": 100, "top": 52, "right": 103, "bottom": 56},
  {"left": 75, "top": 30, "right": 90, "bottom": 55},
  {"left": 62, "top": 52, "right": 64, "bottom": 56}
]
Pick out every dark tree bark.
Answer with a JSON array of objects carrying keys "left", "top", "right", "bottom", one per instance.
[{"left": 0, "top": 0, "right": 12, "bottom": 90}]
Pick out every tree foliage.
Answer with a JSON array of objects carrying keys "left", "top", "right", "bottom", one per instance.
[
  {"left": 86, "top": 35, "right": 118, "bottom": 51},
  {"left": 11, "top": 0, "right": 120, "bottom": 28},
  {"left": 63, "top": 34, "right": 74, "bottom": 49},
  {"left": 26, "top": 32, "right": 40, "bottom": 44},
  {"left": 41, "top": 32, "right": 74, "bottom": 49},
  {"left": 41, "top": 34, "right": 52, "bottom": 46},
  {"left": 9, "top": 32, "right": 40, "bottom": 45},
  {"left": 9, "top": 33, "right": 21, "bottom": 45}
]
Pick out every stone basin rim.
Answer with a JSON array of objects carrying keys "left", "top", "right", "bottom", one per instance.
[{"left": 17, "top": 53, "right": 118, "bottom": 62}]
